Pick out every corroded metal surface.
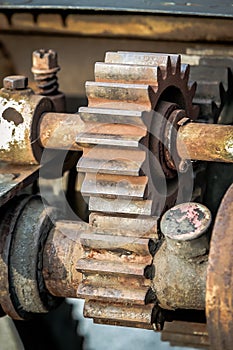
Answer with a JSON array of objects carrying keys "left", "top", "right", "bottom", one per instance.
[
  {"left": 0, "top": 197, "right": 30, "bottom": 320},
  {"left": 0, "top": 196, "right": 61, "bottom": 319},
  {"left": 32, "top": 49, "right": 66, "bottom": 112},
  {"left": 161, "top": 202, "right": 211, "bottom": 240},
  {"left": 39, "top": 112, "right": 84, "bottom": 151},
  {"left": 177, "top": 122, "right": 233, "bottom": 163},
  {"left": 152, "top": 234, "right": 208, "bottom": 311},
  {"left": 0, "top": 48, "right": 232, "bottom": 348},
  {"left": 0, "top": 162, "right": 39, "bottom": 206},
  {"left": 76, "top": 216, "right": 156, "bottom": 328},
  {"left": 0, "top": 83, "right": 54, "bottom": 164},
  {"left": 43, "top": 221, "right": 84, "bottom": 298},
  {"left": 9, "top": 196, "right": 61, "bottom": 317},
  {"left": 162, "top": 321, "right": 210, "bottom": 349},
  {"left": 75, "top": 51, "right": 200, "bottom": 329},
  {"left": 3, "top": 75, "right": 28, "bottom": 90},
  {"left": 149, "top": 203, "right": 210, "bottom": 316},
  {"left": 206, "top": 183, "right": 233, "bottom": 350}
]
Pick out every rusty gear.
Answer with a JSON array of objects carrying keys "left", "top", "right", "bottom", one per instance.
[{"left": 76, "top": 51, "right": 198, "bottom": 328}]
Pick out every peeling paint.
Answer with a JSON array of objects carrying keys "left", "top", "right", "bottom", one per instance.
[{"left": 0, "top": 96, "right": 32, "bottom": 152}]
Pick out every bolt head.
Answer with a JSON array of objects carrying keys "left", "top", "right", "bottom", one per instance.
[
  {"left": 32, "top": 49, "right": 58, "bottom": 70},
  {"left": 3, "top": 75, "right": 28, "bottom": 90}
]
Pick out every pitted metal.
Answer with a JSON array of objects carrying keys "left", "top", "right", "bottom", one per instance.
[{"left": 75, "top": 51, "right": 200, "bottom": 329}]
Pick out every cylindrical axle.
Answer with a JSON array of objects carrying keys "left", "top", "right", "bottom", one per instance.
[
  {"left": 40, "top": 112, "right": 233, "bottom": 164},
  {"left": 177, "top": 122, "right": 233, "bottom": 163},
  {"left": 0, "top": 86, "right": 232, "bottom": 164},
  {"left": 43, "top": 220, "right": 84, "bottom": 298},
  {"left": 39, "top": 112, "right": 84, "bottom": 151}
]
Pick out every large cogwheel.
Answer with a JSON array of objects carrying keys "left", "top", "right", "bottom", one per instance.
[{"left": 76, "top": 51, "right": 198, "bottom": 329}]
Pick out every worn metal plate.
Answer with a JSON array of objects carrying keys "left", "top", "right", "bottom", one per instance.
[
  {"left": 0, "top": 162, "right": 39, "bottom": 207},
  {"left": 0, "top": 1, "right": 232, "bottom": 18}
]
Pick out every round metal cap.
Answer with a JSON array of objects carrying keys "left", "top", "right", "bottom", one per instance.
[{"left": 161, "top": 202, "right": 211, "bottom": 241}]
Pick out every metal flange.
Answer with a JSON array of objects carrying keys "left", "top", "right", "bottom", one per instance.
[
  {"left": 206, "top": 183, "right": 233, "bottom": 350},
  {"left": 0, "top": 195, "right": 62, "bottom": 319}
]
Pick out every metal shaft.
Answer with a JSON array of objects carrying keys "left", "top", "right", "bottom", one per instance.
[
  {"left": 39, "top": 112, "right": 84, "bottom": 151},
  {"left": 40, "top": 112, "right": 233, "bottom": 163},
  {"left": 42, "top": 220, "right": 84, "bottom": 298},
  {"left": 177, "top": 122, "right": 233, "bottom": 163}
]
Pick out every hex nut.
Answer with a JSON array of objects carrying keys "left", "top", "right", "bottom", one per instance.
[
  {"left": 32, "top": 49, "right": 58, "bottom": 70},
  {"left": 3, "top": 75, "right": 28, "bottom": 90}
]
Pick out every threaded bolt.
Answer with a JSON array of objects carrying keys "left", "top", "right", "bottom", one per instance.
[
  {"left": 31, "top": 49, "right": 60, "bottom": 95},
  {"left": 3, "top": 75, "right": 28, "bottom": 90}
]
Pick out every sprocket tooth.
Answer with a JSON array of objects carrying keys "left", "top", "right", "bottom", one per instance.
[
  {"left": 166, "top": 55, "right": 173, "bottom": 76},
  {"left": 182, "top": 64, "right": 190, "bottom": 82},
  {"left": 189, "top": 81, "right": 197, "bottom": 99},
  {"left": 219, "top": 81, "right": 226, "bottom": 104},
  {"left": 175, "top": 55, "right": 181, "bottom": 75}
]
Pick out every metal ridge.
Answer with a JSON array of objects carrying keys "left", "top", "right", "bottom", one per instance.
[{"left": 0, "top": 1, "right": 232, "bottom": 18}]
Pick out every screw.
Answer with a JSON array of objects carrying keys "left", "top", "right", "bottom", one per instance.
[
  {"left": 32, "top": 49, "right": 59, "bottom": 72},
  {"left": 31, "top": 49, "right": 60, "bottom": 96},
  {"left": 3, "top": 75, "right": 28, "bottom": 90}
]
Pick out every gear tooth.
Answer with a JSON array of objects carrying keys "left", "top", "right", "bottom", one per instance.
[
  {"left": 175, "top": 55, "right": 181, "bottom": 75},
  {"left": 219, "top": 82, "right": 226, "bottom": 105},
  {"left": 81, "top": 173, "right": 148, "bottom": 200},
  {"left": 157, "top": 66, "right": 164, "bottom": 81},
  {"left": 166, "top": 56, "right": 172, "bottom": 75},
  {"left": 189, "top": 81, "right": 197, "bottom": 99},
  {"left": 76, "top": 51, "right": 197, "bottom": 329},
  {"left": 183, "top": 64, "right": 190, "bottom": 82}
]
